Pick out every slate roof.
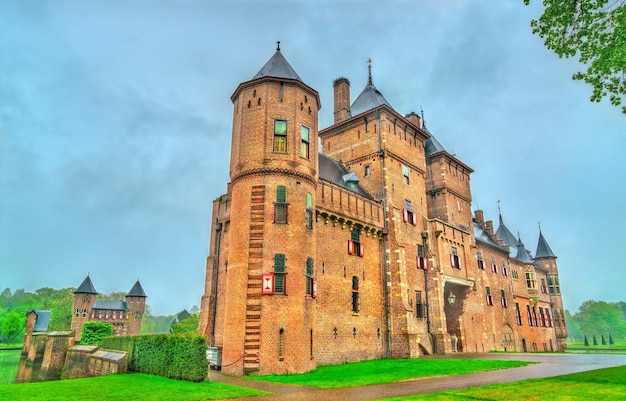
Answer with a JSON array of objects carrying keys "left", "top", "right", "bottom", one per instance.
[
  {"left": 27, "top": 310, "right": 51, "bottom": 332},
  {"left": 514, "top": 237, "right": 534, "bottom": 263},
  {"left": 473, "top": 222, "right": 505, "bottom": 251},
  {"left": 92, "top": 300, "right": 128, "bottom": 311},
  {"left": 349, "top": 64, "right": 392, "bottom": 116},
  {"left": 74, "top": 275, "right": 97, "bottom": 294},
  {"left": 252, "top": 47, "right": 302, "bottom": 82},
  {"left": 318, "top": 153, "right": 372, "bottom": 198},
  {"left": 495, "top": 216, "right": 519, "bottom": 258},
  {"left": 424, "top": 129, "right": 447, "bottom": 156},
  {"left": 127, "top": 280, "right": 147, "bottom": 297},
  {"left": 535, "top": 230, "right": 557, "bottom": 258}
]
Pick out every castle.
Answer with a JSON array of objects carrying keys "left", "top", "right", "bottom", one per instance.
[
  {"left": 71, "top": 275, "right": 147, "bottom": 340},
  {"left": 198, "top": 44, "right": 567, "bottom": 376}
]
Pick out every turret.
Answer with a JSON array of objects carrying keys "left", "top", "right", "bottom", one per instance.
[
  {"left": 125, "top": 279, "right": 147, "bottom": 335},
  {"left": 71, "top": 274, "right": 98, "bottom": 340},
  {"left": 220, "top": 42, "right": 321, "bottom": 375}
]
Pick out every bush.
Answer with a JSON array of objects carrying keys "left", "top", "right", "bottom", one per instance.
[
  {"left": 80, "top": 322, "right": 113, "bottom": 346},
  {"left": 103, "top": 333, "right": 208, "bottom": 382}
]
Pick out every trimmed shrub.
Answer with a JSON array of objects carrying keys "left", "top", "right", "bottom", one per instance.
[
  {"left": 80, "top": 322, "right": 113, "bottom": 346},
  {"left": 103, "top": 333, "right": 207, "bottom": 382}
]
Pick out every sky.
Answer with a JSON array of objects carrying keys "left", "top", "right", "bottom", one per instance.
[{"left": 1, "top": 1, "right": 623, "bottom": 316}]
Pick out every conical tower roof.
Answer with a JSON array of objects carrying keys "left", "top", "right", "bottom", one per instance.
[
  {"left": 126, "top": 279, "right": 147, "bottom": 297},
  {"left": 535, "top": 230, "right": 557, "bottom": 258},
  {"left": 350, "top": 59, "right": 392, "bottom": 116},
  {"left": 252, "top": 42, "right": 302, "bottom": 82},
  {"left": 74, "top": 274, "right": 97, "bottom": 294},
  {"left": 515, "top": 236, "right": 533, "bottom": 263}
]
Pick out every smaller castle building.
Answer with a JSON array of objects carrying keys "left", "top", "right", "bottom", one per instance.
[{"left": 70, "top": 275, "right": 147, "bottom": 340}]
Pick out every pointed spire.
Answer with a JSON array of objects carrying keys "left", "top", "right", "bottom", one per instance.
[
  {"left": 535, "top": 226, "right": 557, "bottom": 258},
  {"left": 350, "top": 57, "right": 392, "bottom": 116},
  {"left": 252, "top": 42, "right": 302, "bottom": 82},
  {"left": 75, "top": 274, "right": 97, "bottom": 294},
  {"left": 515, "top": 234, "right": 533, "bottom": 263},
  {"left": 127, "top": 279, "right": 147, "bottom": 298},
  {"left": 367, "top": 58, "right": 373, "bottom": 86},
  {"left": 498, "top": 200, "right": 503, "bottom": 225}
]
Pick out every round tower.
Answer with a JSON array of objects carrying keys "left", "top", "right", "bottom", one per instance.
[{"left": 221, "top": 43, "right": 321, "bottom": 375}]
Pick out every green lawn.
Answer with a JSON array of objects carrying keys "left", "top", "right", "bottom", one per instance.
[
  {"left": 0, "top": 350, "right": 21, "bottom": 385},
  {"left": 250, "top": 358, "right": 532, "bottom": 388},
  {"left": 0, "top": 373, "right": 269, "bottom": 401},
  {"left": 378, "top": 365, "right": 626, "bottom": 401},
  {"left": 567, "top": 338, "right": 626, "bottom": 353}
]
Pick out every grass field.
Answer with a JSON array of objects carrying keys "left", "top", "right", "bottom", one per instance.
[
  {"left": 0, "top": 350, "right": 20, "bottom": 385},
  {"left": 250, "top": 358, "right": 532, "bottom": 388},
  {"left": 378, "top": 365, "right": 626, "bottom": 401},
  {"left": 567, "top": 338, "right": 626, "bottom": 354},
  {"left": 0, "top": 373, "right": 269, "bottom": 401}
]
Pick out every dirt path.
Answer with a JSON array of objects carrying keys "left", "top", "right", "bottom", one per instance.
[{"left": 212, "top": 353, "right": 626, "bottom": 401}]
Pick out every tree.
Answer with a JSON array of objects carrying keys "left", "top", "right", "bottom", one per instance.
[
  {"left": 574, "top": 300, "right": 626, "bottom": 338},
  {"left": 584, "top": 335, "right": 589, "bottom": 346},
  {"left": 170, "top": 314, "right": 200, "bottom": 334},
  {"left": 80, "top": 321, "right": 113, "bottom": 346},
  {"left": 601, "top": 334, "right": 606, "bottom": 345},
  {"left": 564, "top": 309, "right": 582, "bottom": 339},
  {"left": 524, "top": 0, "right": 626, "bottom": 113},
  {"left": 593, "top": 334, "right": 598, "bottom": 345},
  {"left": 0, "top": 312, "right": 25, "bottom": 343}
]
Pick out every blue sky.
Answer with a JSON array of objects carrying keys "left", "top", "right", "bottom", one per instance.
[{"left": 1, "top": 1, "right": 623, "bottom": 316}]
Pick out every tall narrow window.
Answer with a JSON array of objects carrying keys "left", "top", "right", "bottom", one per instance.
[
  {"left": 364, "top": 116, "right": 369, "bottom": 132},
  {"left": 279, "top": 328, "right": 284, "bottom": 360},
  {"left": 540, "top": 278, "right": 548, "bottom": 293},
  {"left": 274, "top": 186, "right": 288, "bottom": 223},
  {"left": 305, "top": 193, "right": 313, "bottom": 229},
  {"left": 417, "top": 244, "right": 428, "bottom": 270},
  {"left": 527, "top": 305, "right": 534, "bottom": 326},
  {"left": 351, "top": 276, "right": 360, "bottom": 313},
  {"left": 402, "top": 165, "right": 410, "bottom": 185},
  {"left": 300, "top": 125, "right": 310, "bottom": 159},
  {"left": 273, "top": 120, "right": 287, "bottom": 152},
  {"left": 486, "top": 287, "right": 493, "bottom": 306},
  {"left": 403, "top": 199, "right": 417, "bottom": 225},
  {"left": 348, "top": 228, "right": 363, "bottom": 257},
  {"left": 306, "top": 257, "right": 314, "bottom": 297},
  {"left": 515, "top": 303, "right": 523, "bottom": 325},
  {"left": 502, "top": 260, "right": 508, "bottom": 276},
  {"left": 491, "top": 256, "right": 498, "bottom": 273},
  {"left": 477, "top": 252, "right": 484, "bottom": 270},
  {"left": 364, "top": 165, "right": 371, "bottom": 177},
  {"left": 310, "top": 329, "right": 314, "bottom": 360},
  {"left": 525, "top": 272, "right": 537, "bottom": 290},
  {"left": 416, "top": 291, "right": 426, "bottom": 318},
  {"left": 501, "top": 289, "right": 508, "bottom": 307},
  {"left": 274, "top": 254, "right": 286, "bottom": 294},
  {"left": 450, "top": 247, "right": 461, "bottom": 269}
]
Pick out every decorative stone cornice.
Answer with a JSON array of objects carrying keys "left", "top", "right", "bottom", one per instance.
[
  {"left": 316, "top": 210, "right": 383, "bottom": 239},
  {"left": 231, "top": 167, "right": 317, "bottom": 187}
]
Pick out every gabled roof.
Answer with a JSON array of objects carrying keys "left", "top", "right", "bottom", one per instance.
[
  {"left": 349, "top": 63, "right": 392, "bottom": 116},
  {"left": 515, "top": 237, "right": 534, "bottom": 263},
  {"left": 92, "top": 300, "right": 128, "bottom": 311},
  {"left": 127, "top": 280, "right": 147, "bottom": 297},
  {"left": 27, "top": 310, "right": 51, "bottom": 332},
  {"left": 74, "top": 275, "right": 97, "bottom": 294},
  {"left": 535, "top": 230, "right": 557, "bottom": 258},
  {"left": 318, "top": 153, "right": 372, "bottom": 198},
  {"left": 252, "top": 45, "right": 302, "bottom": 82}
]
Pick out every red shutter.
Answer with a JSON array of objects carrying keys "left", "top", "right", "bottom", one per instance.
[
  {"left": 262, "top": 273, "right": 274, "bottom": 295},
  {"left": 411, "top": 212, "right": 417, "bottom": 226},
  {"left": 403, "top": 208, "right": 408, "bottom": 223},
  {"left": 312, "top": 278, "right": 317, "bottom": 299},
  {"left": 348, "top": 240, "right": 354, "bottom": 255},
  {"left": 359, "top": 243, "right": 364, "bottom": 257},
  {"left": 450, "top": 254, "right": 455, "bottom": 267}
]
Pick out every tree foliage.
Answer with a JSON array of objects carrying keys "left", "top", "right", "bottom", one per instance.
[
  {"left": 524, "top": 0, "right": 626, "bottom": 112},
  {"left": 574, "top": 300, "right": 626, "bottom": 337},
  {"left": 80, "top": 321, "right": 113, "bottom": 346}
]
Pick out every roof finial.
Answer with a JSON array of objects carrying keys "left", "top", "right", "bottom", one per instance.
[
  {"left": 420, "top": 106, "right": 427, "bottom": 128},
  {"left": 497, "top": 200, "right": 503, "bottom": 225},
  {"left": 276, "top": 41, "right": 281, "bottom": 51},
  {"left": 538, "top": 221, "right": 541, "bottom": 232},
  {"left": 367, "top": 57, "right": 373, "bottom": 86}
]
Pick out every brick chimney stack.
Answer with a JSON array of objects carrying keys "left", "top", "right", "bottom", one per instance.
[
  {"left": 474, "top": 209, "right": 484, "bottom": 226},
  {"left": 333, "top": 77, "right": 350, "bottom": 123},
  {"left": 405, "top": 111, "right": 421, "bottom": 128}
]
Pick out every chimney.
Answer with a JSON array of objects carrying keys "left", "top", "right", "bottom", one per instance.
[
  {"left": 474, "top": 209, "right": 484, "bottom": 226},
  {"left": 485, "top": 220, "right": 494, "bottom": 236},
  {"left": 333, "top": 77, "right": 350, "bottom": 124},
  {"left": 405, "top": 111, "right": 421, "bottom": 128}
]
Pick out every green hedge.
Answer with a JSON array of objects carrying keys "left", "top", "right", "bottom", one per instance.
[
  {"left": 80, "top": 322, "right": 113, "bottom": 346},
  {"left": 103, "top": 333, "right": 208, "bottom": 382}
]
